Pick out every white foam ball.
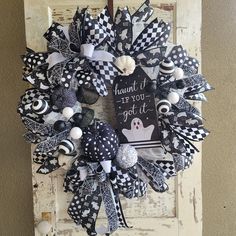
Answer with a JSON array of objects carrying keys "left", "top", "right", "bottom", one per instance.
[
  {"left": 62, "top": 107, "right": 74, "bottom": 119},
  {"left": 70, "top": 127, "right": 83, "bottom": 140},
  {"left": 174, "top": 67, "right": 184, "bottom": 80},
  {"left": 36, "top": 221, "right": 52, "bottom": 234},
  {"left": 116, "top": 144, "right": 138, "bottom": 169},
  {"left": 167, "top": 92, "right": 180, "bottom": 104}
]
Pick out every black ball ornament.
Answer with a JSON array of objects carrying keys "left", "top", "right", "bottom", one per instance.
[
  {"left": 58, "top": 139, "right": 75, "bottom": 155},
  {"left": 32, "top": 99, "right": 49, "bottom": 115},
  {"left": 81, "top": 121, "right": 119, "bottom": 162},
  {"left": 53, "top": 120, "right": 67, "bottom": 132},
  {"left": 159, "top": 59, "right": 175, "bottom": 75},
  {"left": 157, "top": 99, "right": 171, "bottom": 114},
  {"left": 176, "top": 79, "right": 186, "bottom": 89},
  {"left": 72, "top": 113, "right": 83, "bottom": 126},
  {"left": 145, "top": 80, "right": 157, "bottom": 93}
]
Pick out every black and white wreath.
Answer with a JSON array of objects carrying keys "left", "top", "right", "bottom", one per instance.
[{"left": 17, "top": 1, "right": 213, "bottom": 235}]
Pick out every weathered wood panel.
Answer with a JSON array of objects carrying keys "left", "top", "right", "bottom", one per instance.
[{"left": 24, "top": 0, "right": 202, "bottom": 235}]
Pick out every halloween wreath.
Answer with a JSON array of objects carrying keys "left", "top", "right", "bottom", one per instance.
[{"left": 17, "top": 1, "right": 213, "bottom": 235}]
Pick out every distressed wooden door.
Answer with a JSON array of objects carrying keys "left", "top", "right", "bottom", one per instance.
[{"left": 24, "top": 0, "right": 202, "bottom": 235}]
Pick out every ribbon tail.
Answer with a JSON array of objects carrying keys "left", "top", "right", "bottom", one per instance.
[
  {"left": 110, "top": 177, "right": 130, "bottom": 229},
  {"left": 68, "top": 185, "right": 103, "bottom": 236},
  {"left": 100, "top": 181, "right": 119, "bottom": 234},
  {"left": 137, "top": 156, "right": 168, "bottom": 192}
]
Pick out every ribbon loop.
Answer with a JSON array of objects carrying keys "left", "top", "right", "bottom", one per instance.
[{"left": 80, "top": 43, "right": 95, "bottom": 58}]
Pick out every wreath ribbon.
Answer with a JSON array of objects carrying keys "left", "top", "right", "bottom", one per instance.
[{"left": 65, "top": 162, "right": 129, "bottom": 235}]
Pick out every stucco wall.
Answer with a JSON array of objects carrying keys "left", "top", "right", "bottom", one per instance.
[{"left": 0, "top": 0, "right": 235, "bottom": 235}]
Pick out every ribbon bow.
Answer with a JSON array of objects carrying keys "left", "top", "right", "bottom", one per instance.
[{"left": 64, "top": 159, "right": 129, "bottom": 235}]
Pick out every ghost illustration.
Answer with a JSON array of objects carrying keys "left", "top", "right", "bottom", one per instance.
[{"left": 122, "top": 118, "right": 154, "bottom": 142}]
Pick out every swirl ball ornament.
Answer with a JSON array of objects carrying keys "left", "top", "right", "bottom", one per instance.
[
  {"left": 157, "top": 99, "right": 171, "bottom": 114},
  {"left": 159, "top": 59, "right": 175, "bottom": 75},
  {"left": 32, "top": 99, "right": 49, "bottom": 115},
  {"left": 58, "top": 139, "right": 75, "bottom": 155}
]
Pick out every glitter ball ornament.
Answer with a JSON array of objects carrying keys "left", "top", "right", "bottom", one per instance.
[{"left": 116, "top": 144, "right": 138, "bottom": 169}]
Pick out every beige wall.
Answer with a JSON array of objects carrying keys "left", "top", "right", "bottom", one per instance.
[
  {"left": 0, "top": 0, "right": 235, "bottom": 235},
  {"left": 202, "top": 0, "right": 236, "bottom": 235},
  {"left": 0, "top": 1, "right": 34, "bottom": 235}
]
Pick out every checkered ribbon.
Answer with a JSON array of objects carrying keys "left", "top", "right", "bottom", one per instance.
[
  {"left": 90, "top": 61, "right": 119, "bottom": 84},
  {"left": 155, "top": 160, "right": 176, "bottom": 179},
  {"left": 84, "top": 12, "right": 106, "bottom": 46},
  {"left": 90, "top": 61, "right": 120, "bottom": 96},
  {"left": 92, "top": 75, "right": 108, "bottom": 96},
  {"left": 111, "top": 164, "right": 147, "bottom": 198},
  {"left": 131, "top": 19, "right": 169, "bottom": 53},
  {"left": 98, "top": 6, "right": 115, "bottom": 46},
  {"left": 171, "top": 125, "right": 209, "bottom": 142}
]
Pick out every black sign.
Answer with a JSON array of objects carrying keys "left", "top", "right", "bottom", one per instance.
[{"left": 113, "top": 66, "right": 160, "bottom": 149}]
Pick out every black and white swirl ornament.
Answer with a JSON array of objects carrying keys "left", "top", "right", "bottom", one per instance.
[
  {"left": 159, "top": 59, "right": 175, "bottom": 75},
  {"left": 81, "top": 121, "right": 119, "bottom": 162},
  {"left": 32, "top": 99, "right": 49, "bottom": 115},
  {"left": 58, "top": 139, "right": 75, "bottom": 155},
  {"left": 157, "top": 99, "right": 171, "bottom": 114}
]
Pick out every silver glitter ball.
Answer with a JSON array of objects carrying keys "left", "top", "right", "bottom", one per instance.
[{"left": 116, "top": 144, "right": 138, "bottom": 169}]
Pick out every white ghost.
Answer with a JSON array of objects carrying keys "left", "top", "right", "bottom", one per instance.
[{"left": 122, "top": 118, "right": 154, "bottom": 142}]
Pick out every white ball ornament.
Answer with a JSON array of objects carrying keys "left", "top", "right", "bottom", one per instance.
[
  {"left": 36, "top": 221, "right": 52, "bottom": 234},
  {"left": 62, "top": 107, "right": 74, "bottom": 119},
  {"left": 70, "top": 127, "right": 83, "bottom": 140},
  {"left": 174, "top": 67, "right": 184, "bottom": 80},
  {"left": 167, "top": 92, "right": 180, "bottom": 104}
]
